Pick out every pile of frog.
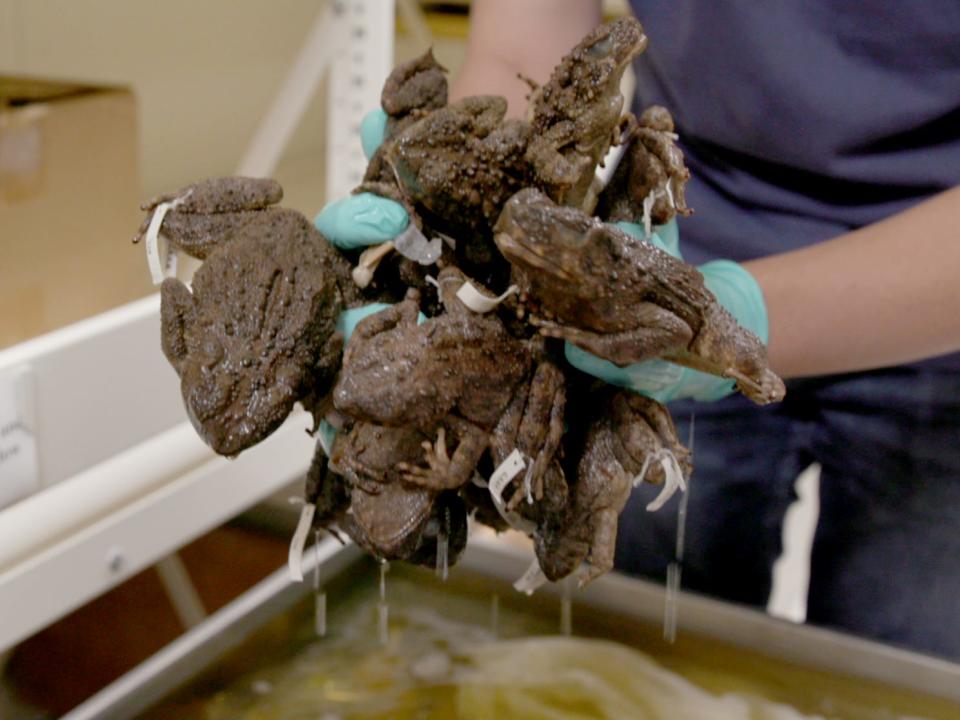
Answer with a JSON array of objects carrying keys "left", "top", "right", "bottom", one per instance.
[{"left": 135, "top": 18, "right": 784, "bottom": 591}]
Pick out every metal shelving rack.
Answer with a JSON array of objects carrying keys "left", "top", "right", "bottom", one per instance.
[{"left": 0, "top": 0, "right": 395, "bottom": 655}]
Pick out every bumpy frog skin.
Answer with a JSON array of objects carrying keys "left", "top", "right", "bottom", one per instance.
[
  {"left": 495, "top": 188, "right": 785, "bottom": 404},
  {"left": 160, "top": 204, "right": 354, "bottom": 456},
  {"left": 334, "top": 268, "right": 530, "bottom": 491},
  {"left": 363, "top": 49, "right": 449, "bottom": 187},
  {"left": 597, "top": 105, "right": 692, "bottom": 226},
  {"left": 144, "top": 19, "right": 790, "bottom": 577},
  {"left": 490, "top": 360, "right": 568, "bottom": 510},
  {"left": 330, "top": 421, "right": 432, "bottom": 491},
  {"left": 381, "top": 49, "right": 449, "bottom": 137},
  {"left": 386, "top": 95, "right": 533, "bottom": 242},
  {"left": 134, "top": 177, "right": 285, "bottom": 259},
  {"left": 536, "top": 391, "right": 691, "bottom": 585},
  {"left": 526, "top": 16, "right": 648, "bottom": 212},
  {"left": 323, "top": 420, "right": 443, "bottom": 561},
  {"left": 334, "top": 267, "right": 532, "bottom": 430}
]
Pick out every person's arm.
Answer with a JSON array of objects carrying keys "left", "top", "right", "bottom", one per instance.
[
  {"left": 451, "top": 0, "right": 602, "bottom": 116},
  {"left": 747, "top": 185, "right": 960, "bottom": 378}
]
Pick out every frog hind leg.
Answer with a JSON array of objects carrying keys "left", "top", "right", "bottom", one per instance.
[
  {"left": 532, "top": 302, "right": 693, "bottom": 366},
  {"left": 398, "top": 422, "right": 487, "bottom": 491}
]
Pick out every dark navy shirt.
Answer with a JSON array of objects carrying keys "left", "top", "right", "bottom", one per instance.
[{"left": 628, "top": 1, "right": 960, "bottom": 368}]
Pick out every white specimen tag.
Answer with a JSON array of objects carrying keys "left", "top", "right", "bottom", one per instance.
[
  {"left": 488, "top": 449, "right": 525, "bottom": 507},
  {"left": 514, "top": 558, "right": 549, "bottom": 595},
  {"left": 144, "top": 197, "right": 189, "bottom": 284},
  {"left": 0, "top": 365, "right": 38, "bottom": 510},
  {"left": 287, "top": 502, "right": 316, "bottom": 582},
  {"left": 456, "top": 282, "right": 519, "bottom": 314},
  {"left": 492, "top": 499, "right": 537, "bottom": 535}
]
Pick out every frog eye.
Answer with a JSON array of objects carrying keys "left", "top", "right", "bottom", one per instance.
[{"left": 585, "top": 34, "right": 614, "bottom": 59}]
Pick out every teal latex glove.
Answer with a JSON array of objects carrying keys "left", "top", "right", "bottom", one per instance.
[
  {"left": 314, "top": 108, "right": 410, "bottom": 250},
  {"left": 565, "top": 220, "right": 769, "bottom": 403},
  {"left": 359, "top": 107, "right": 388, "bottom": 161}
]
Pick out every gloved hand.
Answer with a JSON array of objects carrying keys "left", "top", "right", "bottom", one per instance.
[
  {"left": 314, "top": 108, "right": 410, "bottom": 250},
  {"left": 564, "top": 219, "right": 769, "bottom": 403}
]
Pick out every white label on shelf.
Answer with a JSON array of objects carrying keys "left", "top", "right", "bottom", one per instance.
[{"left": 0, "top": 365, "right": 39, "bottom": 509}]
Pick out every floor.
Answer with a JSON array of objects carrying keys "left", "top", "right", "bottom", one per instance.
[{"left": 3, "top": 524, "right": 290, "bottom": 717}]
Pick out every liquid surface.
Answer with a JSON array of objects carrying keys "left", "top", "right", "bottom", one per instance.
[{"left": 142, "top": 562, "right": 959, "bottom": 720}]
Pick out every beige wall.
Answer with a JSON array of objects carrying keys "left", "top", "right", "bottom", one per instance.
[
  {"left": 0, "top": 1, "right": 471, "bottom": 213},
  {"left": 0, "top": 0, "right": 340, "bottom": 211}
]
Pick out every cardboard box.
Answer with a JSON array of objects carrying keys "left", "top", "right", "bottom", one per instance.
[{"left": 1, "top": 77, "right": 152, "bottom": 349}]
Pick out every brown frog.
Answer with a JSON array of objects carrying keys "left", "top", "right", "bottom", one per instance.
[
  {"left": 494, "top": 188, "right": 785, "bottom": 404},
  {"left": 385, "top": 95, "right": 533, "bottom": 255},
  {"left": 327, "top": 416, "right": 470, "bottom": 565},
  {"left": 596, "top": 105, "right": 692, "bottom": 227},
  {"left": 330, "top": 421, "right": 432, "bottom": 492},
  {"left": 334, "top": 267, "right": 532, "bottom": 431},
  {"left": 525, "top": 17, "right": 648, "bottom": 212},
  {"left": 160, "top": 203, "right": 355, "bottom": 455},
  {"left": 133, "top": 177, "right": 285, "bottom": 259},
  {"left": 334, "top": 445, "right": 468, "bottom": 566},
  {"left": 489, "top": 359, "right": 567, "bottom": 510},
  {"left": 535, "top": 390, "right": 691, "bottom": 585},
  {"left": 340, "top": 483, "right": 468, "bottom": 566},
  {"left": 334, "top": 267, "right": 568, "bottom": 502},
  {"left": 362, "top": 49, "right": 449, "bottom": 187},
  {"left": 401, "top": 358, "right": 569, "bottom": 518}
]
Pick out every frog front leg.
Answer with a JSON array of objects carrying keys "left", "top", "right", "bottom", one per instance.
[
  {"left": 398, "top": 420, "right": 487, "bottom": 491},
  {"left": 344, "top": 291, "right": 420, "bottom": 350},
  {"left": 667, "top": 302, "right": 785, "bottom": 404},
  {"left": 134, "top": 177, "right": 285, "bottom": 256},
  {"left": 526, "top": 124, "right": 594, "bottom": 201},
  {"left": 532, "top": 302, "right": 694, "bottom": 366},
  {"left": 144, "top": 177, "right": 283, "bottom": 215},
  {"left": 580, "top": 508, "right": 620, "bottom": 586}
]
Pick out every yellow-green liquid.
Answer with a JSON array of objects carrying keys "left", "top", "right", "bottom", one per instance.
[{"left": 141, "top": 560, "right": 959, "bottom": 720}]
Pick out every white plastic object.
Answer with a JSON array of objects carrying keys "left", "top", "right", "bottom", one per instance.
[
  {"left": 513, "top": 557, "right": 549, "bottom": 595},
  {"left": 393, "top": 222, "right": 442, "bottom": 265},
  {"left": 456, "top": 282, "right": 519, "bottom": 314},
  {"left": 352, "top": 241, "right": 395, "bottom": 288},
  {"left": 144, "top": 202, "right": 178, "bottom": 284},
  {"left": 287, "top": 502, "right": 317, "bottom": 582}
]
